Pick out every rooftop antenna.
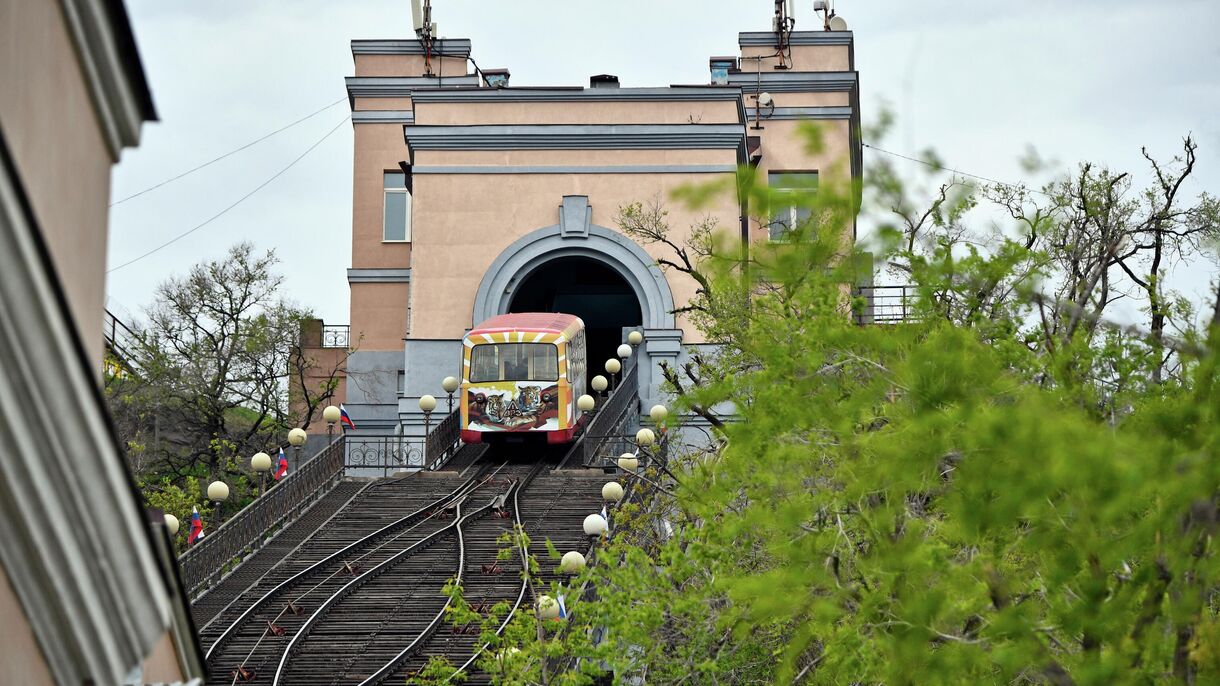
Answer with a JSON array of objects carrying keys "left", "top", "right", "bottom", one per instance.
[
  {"left": 772, "top": 0, "right": 795, "bottom": 69},
  {"left": 813, "top": 1, "right": 848, "bottom": 31},
  {"left": 411, "top": 0, "right": 438, "bottom": 76}
]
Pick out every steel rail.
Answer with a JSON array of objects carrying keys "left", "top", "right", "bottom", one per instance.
[
  {"left": 194, "top": 480, "right": 375, "bottom": 637},
  {"left": 450, "top": 477, "right": 534, "bottom": 679},
  {"left": 205, "top": 460, "right": 503, "bottom": 661},
  {"left": 270, "top": 499, "right": 473, "bottom": 686},
  {"left": 359, "top": 462, "right": 546, "bottom": 686}
]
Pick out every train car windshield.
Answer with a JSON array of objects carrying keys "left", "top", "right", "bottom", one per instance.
[{"left": 470, "top": 343, "right": 559, "bottom": 383}]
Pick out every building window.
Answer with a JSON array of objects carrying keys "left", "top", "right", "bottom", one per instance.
[
  {"left": 768, "top": 171, "right": 818, "bottom": 241},
  {"left": 383, "top": 171, "right": 410, "bottom": 242},
  {"left": 397, "top": 371, "right": 406, "bottom": 396}
]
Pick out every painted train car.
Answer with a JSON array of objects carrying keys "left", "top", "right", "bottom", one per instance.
[{"left": 459, "top": 313, "right": 588, "bottom": 444}]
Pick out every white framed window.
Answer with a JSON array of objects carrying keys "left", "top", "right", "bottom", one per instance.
[
  {"left": 768, "top": 171, "right": 818, "bottom": 241},
  {"left": 383, "top": 171, "right": 411, "bottom": 242}
]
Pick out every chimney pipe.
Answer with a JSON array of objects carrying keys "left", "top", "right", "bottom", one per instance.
[{"left": 590, "top": 74, "right": 620, "bottom": 89}]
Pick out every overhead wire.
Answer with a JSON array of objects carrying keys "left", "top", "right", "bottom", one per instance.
[
  {"left": 862, "top": 141, "right": 1053, "bottom": 196},
  {"left": 110, "top": 96, "right": 348, "bottom": 207},
  {"left": 106, "top": 114, "right": 350, "bottom": 274}
]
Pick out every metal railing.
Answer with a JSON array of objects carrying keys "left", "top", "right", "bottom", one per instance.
[
  {"left": 177, "top": 438, "right": 346, "bottom": 599},
  {"left": 321, "top": 325, "right": 350, "bottom": 349},
  {"left": 103, "top": 308, "right": 142, "bottom": 375},
  {"left": 853, "top": 285, "right": 917, "bottom": 324},
  {"left": 563, "top": 354, "right": 641, "bottom": 468},
  {"left": 343, "top": 409, "right": 462, "bottom": 475}
]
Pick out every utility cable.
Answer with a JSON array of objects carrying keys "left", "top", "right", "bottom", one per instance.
[
  {"left": 110, "top": 96, "right": 347, "bottom": 207},
  {"left": 107, "top": 114, "right": 349, "bottom": 274},
  {"left": 863, "top": 141, "right": 1052, "bottom": 196}
]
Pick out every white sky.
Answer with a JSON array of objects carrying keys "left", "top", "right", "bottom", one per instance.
[{"left": 106, "top": 0, "right": 1220, "bottom": 326}]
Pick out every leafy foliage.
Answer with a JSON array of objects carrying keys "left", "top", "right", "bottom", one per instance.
[{"left": 469, "top": 124, "right": 1220, "bottom": 684}]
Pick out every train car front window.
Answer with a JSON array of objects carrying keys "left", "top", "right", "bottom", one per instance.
[{"left": 470, "top": 343, "right": 559, "bottom": 383}]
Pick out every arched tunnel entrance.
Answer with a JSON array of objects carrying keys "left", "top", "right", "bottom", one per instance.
[{"left": 508, "top": 256, "right": 643, "bottom": 386}]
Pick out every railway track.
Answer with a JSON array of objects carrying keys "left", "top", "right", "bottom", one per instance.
[
  {"left": 270, "top": 461, "right": 542, "bottom": 685},
  {"left": 385, "top": 469, "right": 609, "bottom": 686},
  {"left": 204, "top": 459, "right": 520, "bottom": 683},
  {"left": 199, "top": 447, "right": 610, "bottom": 685}
]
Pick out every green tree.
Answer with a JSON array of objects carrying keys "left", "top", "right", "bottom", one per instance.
[{"left": 481, "top": 124, "right": 1220, "bottom": 685}]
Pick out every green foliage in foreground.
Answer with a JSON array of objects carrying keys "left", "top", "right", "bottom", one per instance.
[{"left": 444, "top": 125, "right": 1220, "bottom": 684}]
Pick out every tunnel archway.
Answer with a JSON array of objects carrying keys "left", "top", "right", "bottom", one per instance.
[{"left": 508, "top": 256, "right": 643, "bottom": 385}]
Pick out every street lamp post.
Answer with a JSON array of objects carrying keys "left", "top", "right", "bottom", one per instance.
[
  {"left": 419, "top": 394, "right": 437, "bottom": 466},
  {"left": 590, "top": 374, "right": 608, "bottom": 400},
  {"left": 442, "top": 376, "right": 460, "bottom": 413},
  {"left": 604, "top": 358, "right": 621, "bottom": 391},
  {"left": 288, "top": 427, "right": 307, "bottom": 472},
  {"left": 322, "top": 405, "right": 341, "bottom": 439},
  {"left": 251, "top": 452, "right": 272, "bottom": 496},
  {"left": 207, "top": 480, "right": 230, "bottom": 525}
]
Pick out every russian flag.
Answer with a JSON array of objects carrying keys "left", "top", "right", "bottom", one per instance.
[
  {"left": 188, "top": 507, "right": 204, "bottom": 545},
  {"left": 557, "top": 593, "right": 568, "bottom": 620},
  {"left": 339, "top": 404, "right": 356, "bottom": 430},
  {"left": 274, "top": 447, "right": 288, "bottom": 481}
]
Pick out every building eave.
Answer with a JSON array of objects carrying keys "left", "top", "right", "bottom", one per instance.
[{"left": 58, "top": 0, "right": 157, "bottom": 157}]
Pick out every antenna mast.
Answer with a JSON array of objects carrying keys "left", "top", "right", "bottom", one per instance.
[
  {"left": 772, "top": 0, "right": 795, "bottom": 69},
  {"left": 411, "top": 0, "right": 437, "bottom": 76}
]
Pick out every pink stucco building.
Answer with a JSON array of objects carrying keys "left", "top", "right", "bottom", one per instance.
[{"left": 330, "top": 9, "right": 862, "bottom": 436}]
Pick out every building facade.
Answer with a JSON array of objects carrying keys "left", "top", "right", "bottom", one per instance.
[
  {"left": 0, "top": 0, "right": 204, "bottom": 683},
  {"left": 328, "top": 12, "right": 861, "bottom": 440}
]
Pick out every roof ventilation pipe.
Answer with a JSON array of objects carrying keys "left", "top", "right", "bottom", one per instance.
[{"left": 589, "top": 74, "right": 620, "bottom": 89}]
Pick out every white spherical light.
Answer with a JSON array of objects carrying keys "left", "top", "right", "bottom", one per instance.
[
  {"left": 251, "top": 452, "right": 272, "bottom": 472},
  {"left": 418, "top": 394, "right": 438, "bottom": 412},
  {"left": 617, "top": 344, "right": 632, "bottom": 359},
  {"left": 617, "top": 453, "right": 638, "bottom": 471},
  {"left": 602, "top": 482, "right": 624, "bottom": 502},
  {"left": 635, "top": 428, "right": 656, "bottom": 447},
  {"left": 560, "top": 550, "right": 586, "bottom": 573},
  {"left": 591, "top": 375, "right": 608, "bottom": 392},
  {"left": 538, "top": 594, "right": 561, "bottom": 620},
  {"left": 322, "top": 405, "right": 341, "bottom": 424},
  {"left": 207, "top": 480, "right": 230, "bottom": 502},
  {"left": 604, "top": 358, "right": 621, "bottom": 374},
  {"left": 441, "top": 376, "right": 460, "bottom": 393},
  {"left": 164, "top": 514, "right": 179, "bottom": 536},
  {"left": 649, "top": 405, "right": 669, "bottom": 422},
  {"left": 496, "top": 647, "right": 520, "bottom": 665},
  {"left": 627, "top": 331, "right": 643, "bottom": 345},
  {"left": 288, "top": 427, "right": 308, "bottom": 446},
  {"left": 577, "top": 394, "right": 595, "bottom": 412},
  {"left": 583, "top": 513, "right": 608, "bottom": 537}
]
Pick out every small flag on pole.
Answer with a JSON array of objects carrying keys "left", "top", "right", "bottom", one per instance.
[
  {"left": 275, "top": 447, "right": 289, "bottom": 481},
  {"left": 339, "top": 404, "right": 356, "bottom": 430},
  {"left": 188, "top": 507, "right": 205, "bottom": 545},
  {"left": 557, "top": 593, "right": 568, "bottom": 620}
]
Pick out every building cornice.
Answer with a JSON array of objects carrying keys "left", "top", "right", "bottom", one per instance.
[
  {"left": 405, "top": 124, "right": 746, "bottom": 156},
  {"left": 347, "top": 268, "right": 412, "bottom": 283},
  {"left": 345, "top": 75, "right": 480, "bottom": 99},
  {"left": 352, "top": 110, "right": 415, "bottom": 125},
  {"left": 738, "top": 30, "right": 853, "bottom": 47},
  {"left": 0, "top": 132, "right": 190, "bottom": 685},
  {"left": 351, "top": 38, "right": 472, "bottom": 57},
  {"left": 412, "top": 164, "right": 737, "bottom": 175},
  {"left": 727, "top": 70, "right": 857, "bottom": 93},
  {"left": 409, "top": 86, "right": 743, "bottom": 103},
  {"left": 57, "top": 0, "right": 157, "bottom": 157},
  {"left": 745, "top": 105, "right": 853, "bottom": 120}
]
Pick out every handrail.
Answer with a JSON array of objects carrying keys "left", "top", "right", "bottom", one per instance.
[
  {"left": 178, "top": 437, "right": 346, "bottom": 599},
  {"left": 425, "top": 409, "right": 461, "bottom": 470},
  {"left": 561, "top": 353, "right": 640, "bottom": 468},
  {"left": 343, "top": 410, "right": 461, "bottom": 475}
]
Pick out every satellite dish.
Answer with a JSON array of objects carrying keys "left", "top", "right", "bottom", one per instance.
[{"left": 828, "top": 15, "right": 849, "bottom": 31}]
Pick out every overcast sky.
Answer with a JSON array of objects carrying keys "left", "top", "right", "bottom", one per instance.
[{"left": 105, "top": 0, "right": 1220, "bottom": 326}]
